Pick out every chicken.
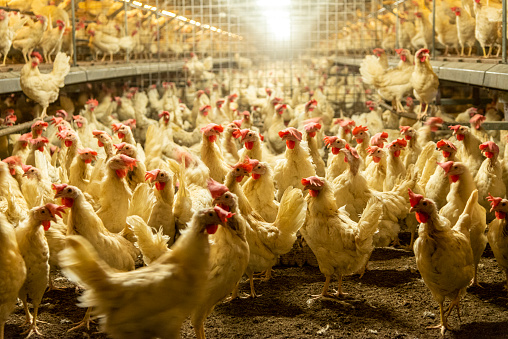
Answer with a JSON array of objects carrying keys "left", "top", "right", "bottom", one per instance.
[
  {"left": 68, "top": 148, "right": 97, "bottom": 193},
  {"left": 114, "top": 142, "right": 147, "bottom": 191},
  {"left": 351, "top": 125, "right": 369, "bottom": 166},
  {"left": 96, "top": 154, "right": 138, "bottom": 233},
  {"left": 16, "top": 203, "right": 65, "bottom": 337},
  {"left": 399, "top": 125, "right": 422, "bottom": 168},
  {"left": 304, "top": 121, "right": 326, "bottom": 177},
  {"left": 425, "top": 140, "right": 458, "bottom": 209},
  {"left": 438, "top": 161, "right": 487, "bottom": 286},
  {"left": 40, "top": 19, "right": 66, "bottom": 63},
  {"left": 88, "top": 28, "right": 120, "bottom": 62},
  {"left": 192, "top": 195, "right": 249, "bottom": 339},
  {"left": 433, "top": 0, "right": 459, "bottom": 56},
  {"left": 21, "top": 165, "right": 53, "bottom": 209},
  {"left": 58, "top": 207, "right": 224, "bottom": 339},
  {"left": 0, "top": 213, "right": 26, "bottom": 339},
  {"left": 12, "top": 15, "right": 48, "bottom": 63},
  {"left": 0, "top": 9, "right": 28, "bottom": 66},
  {"left": 451, "top": 6, "right": 476, "bottom": 56},
  {"left": 20, "top": 52, "right": 70, "bottom": 118},
  {"left": 266, "top": 104, "right": 288, "bottom": 155},
  {"left": 273, "top": 127, "right": 316, "bottom": 200},
  {"left": 0, "top": 160, "right": 28, "bottom": 226},
  {"left": 410, "top": 48, "right": 439, "bottom": 119},
  {"left": 475, "top": 141, "right": 505, "bottom": 222},
  {"left": 474, "top": 0, "right": 501, "bottom": 58},
  {"left": 200, "top": 123, "right": 230, "bottom": 183},
  {"left": 301, "top": 176, "right": 381, "bottom": 299},
  {"left": 384, "top": 138, "right": 407, "bottom": 191},
  {"left": 223, "top": 160, "right": 307, "bottom": 297},
  {"left": 486, "top": 195, "right": 508, "bottom": 291},
  {"left": 242, "top": 161, "right": 279, "bottom": 223},
  {"left": 412, "top": 10, "right": 434, "bottom": 49},
  {"left": 145, "top": 169, "right": 177, "bottom": 244},
  {"left": 364, "top": 146, "right": 387, "bottom": 192},
  {"left": 449, "top": 124, "right": 483, "bottom": 178},
  {"left": 410, "top": 188, "right": 476, "bottom": 335},
  {"left": 324, "top": 136, "right": 348, "bottom": 182}
]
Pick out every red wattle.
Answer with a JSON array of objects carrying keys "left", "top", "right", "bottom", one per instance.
[
  {"left": 118, "top": 132, "right": 125, "bottom": 139},
  {"left": 286, "top": 140, "right": 295, "bottom": 149},
  {"left": 419, "top": 56, "right": 426, "bottom": 63},
  {"left": 404, "top": 135, "right": 412, "bottom": 140},
  {"left": 77, "top": 122, "right": 83, "bottom": 128},
  {"left": 38, "top": 146, "right": 44, "bottom": 152},
  {"left": 401, "top": 55, "right": 407, "bottom": 62},
  {"left": 218, "top": 204, "right": 230, "bottom": 211},
  {"left": 61, "top": 197, "right": 74, "bottom": 208},
  {"left": 155, "top": 182, "right": 166, "bottom": 191},
  {"left": 84, "top": 159, "right": 92, "bottom": 164},
  {"left": 344, "top": 157, "right": 348, "bottom": 163},
  {"left": 98, "top": 140, "right": 104, "bottom": 147},
  {"left": 116, "top": 169, "right": 128, "bottom": 178},
  {"left": 65, "top": 140, "right": 73, "bottom": 147},
  {"left": 235, "top": 176, "right": 244, "bottom": 182},
  {"left": 485, "top": 151, "right": 494, "bottom": 158},
  {"left": 373, "top": 156, "right": 381, "bottom": 163},
  {"left": 456, "top": 134, "right": 464, "bottom": 141},
  {"left": 394, "top": 150, "right": 401, "bottom": 157},
  {"left": 42, "top": 220, "right": 51, "bottom": 231},
  {"left": 356, "top": 138, "right": 363, "bottom": 144},
  {"left": 495, "top": 211, "right": 506, "bottom": 220},
  {"left": 449, "top": 174, "right": 460, "bottom": 183},
  {"left": 344, "top": 128, "right": 350, "bottom": 134},
  {"left": 415, "top": 212, "right": 429, "bottom": 223},
  {"left": 308, "top": 132, "right": 316, "bottom": 138},
  {"left": 442, "top": 151, "right": 451, "bottom": 158},
  {"left": 245, "top": 141, "right": 254, "bottom": 150},
  {"left": 9, "top": 168, "right": 15, "bottom": 176},
  {"left": 309, "top": 189, "right": 319, "bottom": 197},
  {"left": 331, "top": 147, "right": 340, "bottom": 155},
  {"left": 208, "top": 135, "right": 217, "bottom": 143},
  {"left": 206, "top": 224, "right": 218, "bottom": 234},
  {"left": 252, "top": 173, "right": 261, "bottom": 180}
]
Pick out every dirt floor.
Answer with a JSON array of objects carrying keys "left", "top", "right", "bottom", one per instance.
[{"left": 5, "top": 243, "right": 508, "bottom": 339}]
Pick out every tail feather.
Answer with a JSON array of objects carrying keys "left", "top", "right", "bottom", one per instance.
[
  {"left": 59, "top": 235, "right": 111, "bottom": 291},
  {"left": 453, "top": 189, "right": 478, "bottom": 235},
  {"left": 415, "top": 141, "right": 438, "bottom": 188},
  {"left": 359, "top": 55, "right": 385, "bottom": 86},
  {"left": 356, "top": 197, "right": 383, "bottom": 252},
  {"left": 269, "top": 186, "right": 307, "bottom": 255},
  {"left": 128, "top": 183, "right": 154, "bottom": 222},
  {"left": 127, "top": 215, "right": 169, "bottom": 265},
  {"left": 51, "top": 52, "right": 71, "bottom": 84}
]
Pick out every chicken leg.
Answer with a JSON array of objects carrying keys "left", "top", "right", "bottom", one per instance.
[
  {"left": 67, "top": 307, "right": 93, "bottom": 333},
  {"left": 426, "top": 300, "right": 452, "bottom": 336},
  {"left": 20, "top": 303, "right": 42, "bottom": 337}
]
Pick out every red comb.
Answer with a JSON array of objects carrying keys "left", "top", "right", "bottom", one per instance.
[
  {"left": 408, "top": 188, "right": 423, "bottom": 208},
  {"left": 301, "top": 176, "right": 324, "bottom": 187},
  {"left": 436, "top": 139, "right": 456, "bottom": 150},
  {"left": 487, "top": 193, "right": 503, "bottom": 211},
  {"left": 207, "top": 178, "right": 230, "bottom": 199},
  {"left": 278, "top": 127, "right": 302, "bottom": 141},
  {"left": 352, "top": 125, "right": 368, "bottom": 135},
  {"left": 22, "top": 164, "right": 33, "bottom": 173},
  {"left": 52, "top": 183, "right": 68, "bottom": 193},
  {"left": 323, "top": 136, "right": 339, "bottom": 146}
]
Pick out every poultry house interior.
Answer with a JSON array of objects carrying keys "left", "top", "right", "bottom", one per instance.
[{"left": 2, "top": 0, "right": 508, "bottom": 338}]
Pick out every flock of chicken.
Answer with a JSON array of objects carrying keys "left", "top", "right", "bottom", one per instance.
[
  {"left": 0, "top": 0, "right": 221, "bottom": 66},
  {"left": 335, "top": 0, "right": 508, "bottom": 58},
  {"left": 1, "top": 50, "right": 508, "bottom": 339}
]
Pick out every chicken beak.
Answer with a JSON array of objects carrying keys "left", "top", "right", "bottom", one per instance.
[{"left": 409, "top": 207, "right": 416, "bottom": 213}]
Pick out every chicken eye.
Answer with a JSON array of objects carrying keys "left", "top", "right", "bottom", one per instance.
[
  {"left": 422, "top": 202, "right": 427, "bottom": 206},
  {"left": 236, "top": 168, "right": 240, "bottom": 171},
  {"left": 41, "top": 210, "right": 45, "bottom": 213},
  {"left": 503, "top": 203, "right": 506, "bottom": 206},
  {"left": 208, "top": 212, "right": 213, "bottom": 217},
  {"left": 67, "top": 188, "right": 72, "bottom": 192}
]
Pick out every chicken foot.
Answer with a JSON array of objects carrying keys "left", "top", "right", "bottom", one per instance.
[
  {"left": 311, "top": 275, "right": 350, "bottom": 302},
  {"left": 426, "top": 301, "right": 452, "bottom": 336},
  {"left": 67, "top": 307, "right": 93, "bottom": 333},
  {"left": 247, "top": 272, "right": 261, "bottom": 298},
  {"left": 20, "top": 303, "right": 43, "bottom": 338},
  {"left": 253, "top": 268, "right": 273, "bottom": 281},
  {"left": 469, "top": 265, "right": 483, "bottom": 288}
]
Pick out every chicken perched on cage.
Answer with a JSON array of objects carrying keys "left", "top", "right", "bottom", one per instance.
[
  {"left": 451, "top": 6, "right": 476, "bottom": 57},
  {"left": 410, "top": 48, "right": 439, "bottom": 119},
  {"left": 410, "top": 188, "right": 476, "bottom": 335},
  {"left": 40, "top": 19, "right": 66, "bottom": 63},
  {"left": 59, "top": 207, "right": 224, "bottom": 339},
  {"left": 0, "top": 10, "right": 28, "bottom": 66},
  {"left": 474, "top": 0, "right": 502, "bottom": 58},
  {"left": 12, "top": 15, "right": 48, "bottom": 63},
  {"left": 486, "top": 194, "right": 508, "bottom": 291},
  {"left": 20, "top": 52, "right": 70, "bottom": 118}
]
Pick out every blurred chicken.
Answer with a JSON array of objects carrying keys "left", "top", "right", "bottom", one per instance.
[
  {"left": 12, "top": 15, "right": 48, "bottom": 63},
  {"left": 410, "top": 48, "right": 439, "bottom": 119}
]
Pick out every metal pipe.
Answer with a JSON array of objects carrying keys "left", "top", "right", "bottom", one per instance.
[
  {"left": 432, "top": 0, "right": 436, "bottom": 59},
  {"left": 503, "top": 0, "right": 507, "bottom": 63},
  {"left": 0, "top": 116, "right": 52, "bottom": 138},
  {"left": 124, "top": 1, "right": 129, "bottom": 63},
  {"left": 71, "top": 0, "right": 77, "bottom": 66},
  {"left": 395, "top": 4, "right": 399, "bottom": 49}
]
